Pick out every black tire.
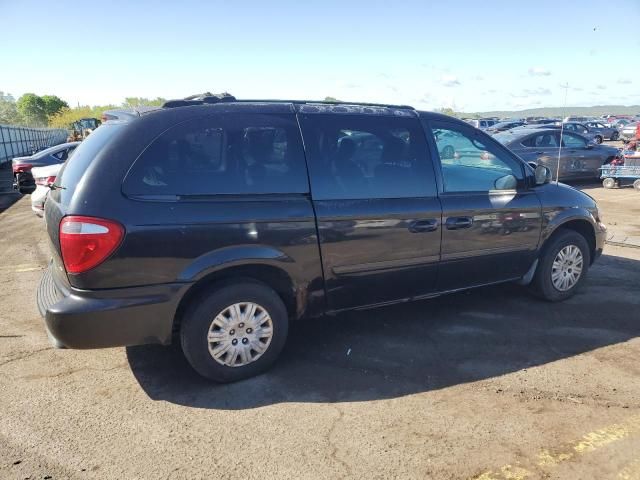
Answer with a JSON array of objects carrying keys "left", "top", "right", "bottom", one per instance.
[
  {"left": 634, "top": 179, "right": 640, "bottom": 191},
  {"left": 602, "top": 177, "right": 616, "bottom": 189},
  {"left": 594, "top": 135, "right": 603, "bottom": 144},
  {"left": 180, "top": 282, "right": 289, "bottom": 383},
  {"left": 441, "top": 145, "right": 455, "bottom": 160},
  {"left": 529, "top": 230, "right": 591, "bottom": 302}
]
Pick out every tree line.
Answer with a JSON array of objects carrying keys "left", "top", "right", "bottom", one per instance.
[
  {"left": 0, "top": 91, "right": 167, "bottom": 129},
  {"left": 0, "top": 91, "right": 469, "bottom": 129}
]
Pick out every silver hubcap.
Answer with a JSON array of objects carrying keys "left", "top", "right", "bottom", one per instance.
[
  {"left": 207, "top": 302, "right": 273, "bottom": 367},
  {"left": 551, "top": 245, "right": 584, "bottom": 292}
]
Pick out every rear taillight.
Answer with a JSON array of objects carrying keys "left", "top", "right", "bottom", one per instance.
[
  {"left": 35, "top": 175, "right": 56, "bottom": 186},
  {"left": 59, "top": 216, "right": 124, "bottom": 274},
  {"left": 13, "top": 163, "right": 33, "bottom": 173}
]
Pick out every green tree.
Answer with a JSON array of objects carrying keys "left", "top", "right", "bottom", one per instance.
[
  {"left": 16, "top": 93, "right": 47, "bottom": 126},
  {"left": 123, "top": 97, "right": 167, "bottom": 107},
  {"left": 41, "top": 95, "right": 68, "bottom": 118},
  {"left": 0, "top": 91, "right": 22, "bottom": 125},
  {"left": 436, "top": 107, "right": 457, "bottom": 117},
  {"left": 324, "top": 96, "right": 341, "bottom": 102}
]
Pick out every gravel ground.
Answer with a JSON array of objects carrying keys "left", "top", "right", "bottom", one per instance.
[{"left": 0, "top": 184, "right": 639, "bottom": 480}]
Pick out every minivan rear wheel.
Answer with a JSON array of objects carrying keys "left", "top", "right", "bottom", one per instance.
[
  {"left": 529, "top": 230, "right": 590, "bottom": 302},
  {"left": 180, "top": 282, "right": 289, "bottom": 382}
]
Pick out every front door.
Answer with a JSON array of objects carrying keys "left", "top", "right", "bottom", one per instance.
[
  {"left": 426, "top": 120, "right": 542, "bottom": 291},
  {"left": 298, "top": 110, "right": 442, "bottom": 311}
]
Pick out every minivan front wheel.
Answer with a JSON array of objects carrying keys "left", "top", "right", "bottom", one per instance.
[
  {"left": 530, "top": 230, "right": 590, "bottom": 302},
  {"left": 180, "top": 282, "right": 289, "bottom": 382}
]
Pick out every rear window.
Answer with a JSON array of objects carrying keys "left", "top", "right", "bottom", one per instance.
[
  {"left": 53, "top": 124, "right": 124, "bottom": 206},
  {"left": 123, "top": 114, "right": 307, "bottom": 196}
]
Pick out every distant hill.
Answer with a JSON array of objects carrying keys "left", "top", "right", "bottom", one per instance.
[{"left": 460, "top": 105, "right": 640, "bottom": 119}]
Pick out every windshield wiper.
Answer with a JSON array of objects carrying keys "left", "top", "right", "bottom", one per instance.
[{"left": 48, "top": 183, "right": 66, "bottom": 191}]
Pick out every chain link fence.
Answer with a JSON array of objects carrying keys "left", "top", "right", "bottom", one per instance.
[{"left": 0, "top": 124, "right": 68, "bottom": 165}]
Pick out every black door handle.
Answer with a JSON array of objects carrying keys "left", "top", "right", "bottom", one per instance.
[
  {"left": 535, "top": 151, "right": 544, "bottom": 154},
  {"left": 446, "top": 216, "right": 473, "bottom": 230},
  {"left": 408, "top": 219, "right": 439, "bottom": 233}
]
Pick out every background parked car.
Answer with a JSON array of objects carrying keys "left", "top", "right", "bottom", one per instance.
[
  {"left": 526, "top": 118, "right": 559, "bottom": 125},
  {"left": 30, "top": 164, "right": 63, "bottom": 216},
  {"left": 484, "top": 121, "right": 525, "bottom": 133},
  {"left": 466, "top": 118, "right": 498, "bottom": 130},
  {"left": 12, "top": 142, "right": 79, "bottom": 194},
  {"left": 559, "top": 122, "right": 601, "bottom": 143},
  {"left": 611, "top": 118, "right": 632, "bottom": 130},
  {"left": 620, "top": 122, "right": 639, "bottom": 141},
  {"left": 583, "top": 121, "right": 619, "bottom": 141},
  {"left": 563, "top": 116, "right": 592, "bottom": 123},
  {"left": 493, "top": 128, "right": 619, "bottom": 180}
]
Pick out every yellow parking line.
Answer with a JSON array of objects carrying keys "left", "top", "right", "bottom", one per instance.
[
  {"left": 0, "top": 263, "right": 42, "bottom": 272},
  {"left": 471, "top": 414, "right": 640, "bottom": 480},
  {"left": 13, "top": 266, "right": 42, "bottom": 273}
]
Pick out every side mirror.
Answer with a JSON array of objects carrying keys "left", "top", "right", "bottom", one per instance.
[{"left": 535, "top": 165, "right": 552, "bottom": 185}]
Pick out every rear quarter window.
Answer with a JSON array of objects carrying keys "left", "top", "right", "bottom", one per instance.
[
  {"left": 123, "top": 113, "right": 308, "bottom": 196},
  {"left": 52, "top": 124, "right": 124, "bottom": 206}
]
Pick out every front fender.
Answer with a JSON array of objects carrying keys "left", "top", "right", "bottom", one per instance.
[
  {"left": 541, "top": 206, "right": 598, "bottom": 244},
  {"left": 177, "top": 244, "right": 296, "bottom": 283}
]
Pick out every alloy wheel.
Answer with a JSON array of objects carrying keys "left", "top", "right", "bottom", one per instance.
[{"left": 551, "top": 245, "right": 584, "bottom": 292}]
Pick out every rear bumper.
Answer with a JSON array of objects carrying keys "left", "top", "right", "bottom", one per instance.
[{"left": 37, "top": 265, "right": 190, "bottom": 349}]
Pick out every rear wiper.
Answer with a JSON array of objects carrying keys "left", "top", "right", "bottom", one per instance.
[{"left": 48, "top": 183, "right": 66, "bottom": 190}]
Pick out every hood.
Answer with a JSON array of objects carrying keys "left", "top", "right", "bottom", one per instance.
[{"left": 537, "top": 181, "right": 598, "bottom": 210}]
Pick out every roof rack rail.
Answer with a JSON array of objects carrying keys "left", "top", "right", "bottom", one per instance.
[
  {"left": 236, "top": 99, "right": 415, "bottom": 110},
  {"left": 162, "top": 94, "right": 415, "bottom": 111},
  {"left": 162, "top": 92, "right": 236, "bottom": 108}
]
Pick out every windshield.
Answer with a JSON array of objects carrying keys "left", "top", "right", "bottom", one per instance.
[{"left": 492, "top": 132, "right": 517, "bottom": 145}]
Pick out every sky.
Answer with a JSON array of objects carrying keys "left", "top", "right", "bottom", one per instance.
[{"left": 2, "top": 0, "right": 639, "bottom": 112}]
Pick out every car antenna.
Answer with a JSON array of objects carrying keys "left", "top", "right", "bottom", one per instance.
[{"left": 557, "top": 83, "right": 570, "bottom": 185}]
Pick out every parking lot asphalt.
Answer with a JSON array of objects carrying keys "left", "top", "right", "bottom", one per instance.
[{"left": 1, "top": 186, "right": 639, "bottom": 480}]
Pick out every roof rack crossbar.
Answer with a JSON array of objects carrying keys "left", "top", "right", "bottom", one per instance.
[{"left": 162, "top": 92, "right": 236, "bottom": 108}]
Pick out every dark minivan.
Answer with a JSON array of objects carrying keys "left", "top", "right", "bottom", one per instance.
[{"left": 38, "top": 98, "right": 606, "bottom": 382}]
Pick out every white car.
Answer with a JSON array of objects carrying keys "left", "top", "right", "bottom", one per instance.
[{"left": 30, "top": 163, "right": 62, "bottom": 217}]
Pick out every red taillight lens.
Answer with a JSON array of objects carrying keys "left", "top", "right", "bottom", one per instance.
[
  {"left": 35, "top": 175, "right": 56, "bottom": 186},
  {"left": 13, "top": 163, "right": 33, "bottom": 173},
  {"left": 59, "top": 216, "right": 124, "bottom": 274}
]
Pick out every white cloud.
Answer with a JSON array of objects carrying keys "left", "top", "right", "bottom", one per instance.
[
  {"left": 617, "top": 78, "right": 632, "bottom": 84},
  {"left": 524, "top": 87, "right": 552, "bottom": 95},
  {"left": 441, "top": 75, "right": 460, "bottom": 87},
  {"left": 511, "top": 88, "right": 551, "bottom": 98},
  {"left": 528, "top": 67, "right": 551, "bottom": 76},
  {"left": 596, "top": 84, "right": 607, "bottom": 90}
]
